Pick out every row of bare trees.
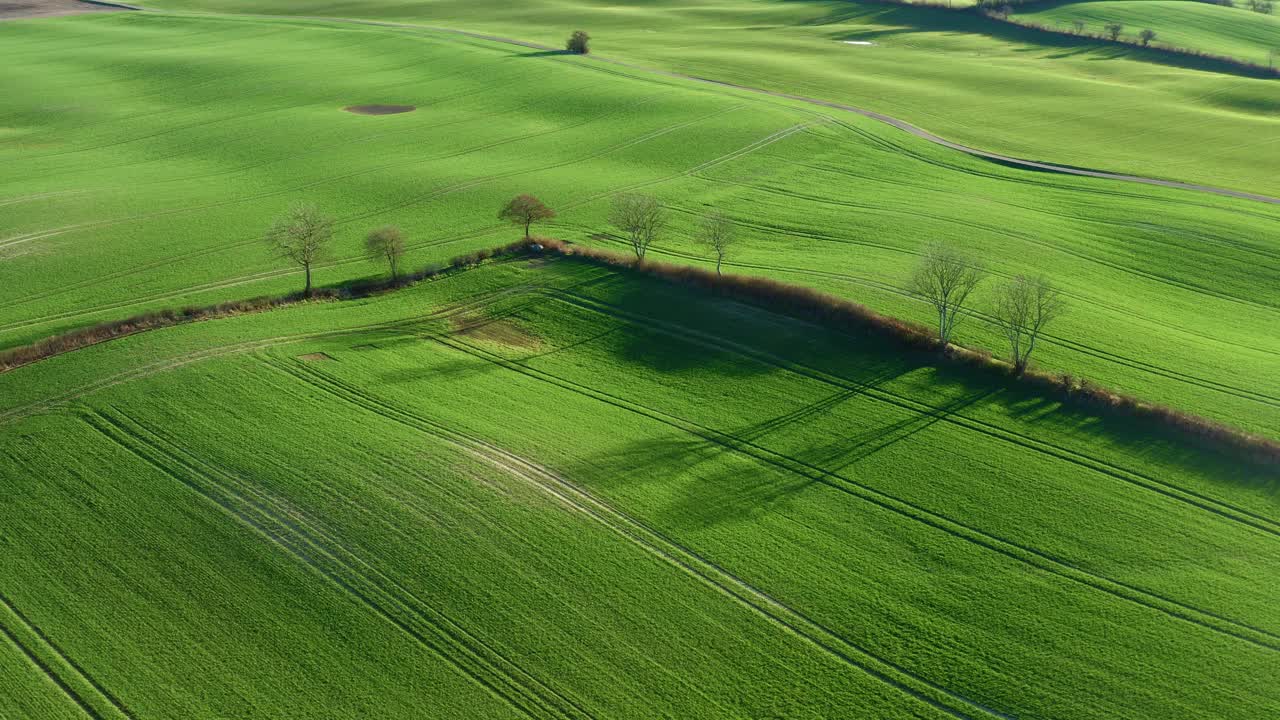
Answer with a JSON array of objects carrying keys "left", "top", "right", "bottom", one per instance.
[
  {"left": 497, "top": 192, "right": 739, "bottom": 272},
  {"left": 266, "top": 200, "right": 1055, "bottom": 375},
  {"left": 910, "top": 242, "right": 1065, "bottom": 375},
  {"left": 264, "top": 203, "right": 407, "bottom": 297}
]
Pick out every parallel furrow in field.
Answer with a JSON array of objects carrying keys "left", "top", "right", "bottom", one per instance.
[
  {"left": 83, "top": 407, "right": 590, "bottom": 720},
  {"left": 0, "top": 592, "right": 133, "bottom": 720},
  {"left": 413, "top": 302, "right": 1280, "bottom": 650},
  {"left": 551, "top": 288, "right": 1280, "bottom": 539},
  {"left": 261, "top": 353, "right": 1006, "bottom": 720},
  {"left": 9, "top": 276, "right": 1274, "bottom": 649}
]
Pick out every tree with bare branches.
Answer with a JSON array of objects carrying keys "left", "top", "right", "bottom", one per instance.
[
  {"left": 909, "top": 242, "right": 985, "bottom": 347},
  {"left": 265, "top": 203, "right": 334, "bottom": 297},
  {"left": 697, "top": 211, "right": 737, "bottom": 275},
  {"left": 498, "top": 194, "right": 556, "bottom": 239},
  {"left": 992, "top": 274, "right": 1065, "bottom": 375},
  {"left": 610, "top": 193, "right": 666, "bottom": 261},
  {"left": 1138, "top": 28, "right": 1157, "bottom": 46},
  {"left": 1105, "top": 22, "right": 1124, "bottom": 40},
  {"left": 365, "top": 225, "right": 405, "bottom": 281}
]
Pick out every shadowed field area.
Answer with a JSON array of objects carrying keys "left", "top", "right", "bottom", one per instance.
[{"left": 1, "top": 257, "right": 1276, "bottom": 719}]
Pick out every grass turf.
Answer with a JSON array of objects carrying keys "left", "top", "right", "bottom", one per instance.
[
  {"left": 1014, "top": 0, "right": 1280, "bottom": 65},
  {"left": 141, "top": 0, "right": 1280, "bottom": 196},
  {"left": 1, "top": 11, "right": 1277, "bottom": 437},
  {"left": 0, "top": 257, "right": 1276, "bottom": 719}
]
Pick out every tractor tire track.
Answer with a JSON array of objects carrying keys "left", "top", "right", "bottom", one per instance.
[
  {"left": 552, "top": 288, "right": 1280, "bottom": 540},
  {"left": 409, "top": 300, "right": 1280, "bottom": 651},
  {"left": 261, "top": 352, "right": 1006, "bottom": 720},
  {"left": 84, "top": 407, "right": 589, "bottom": 720},
  {"left": 0, "top": 592, "right": 133, "bottom": 720}
]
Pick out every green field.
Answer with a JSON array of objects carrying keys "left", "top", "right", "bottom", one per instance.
[
  {"left": 1, "top": 12, "right": 1277, "bottom": 438},
  {"left": 1015, "top": 0, "right": 1280, "bottom": 64},
  {"left": 2, "top": 4, "right": 1278, "bottom": 718},
  {"left": 2, "top": 256, "right": 1277, "bottom": 719},
  {"left": 143, "top": 0, "right": 1280, "bottom": 196}
]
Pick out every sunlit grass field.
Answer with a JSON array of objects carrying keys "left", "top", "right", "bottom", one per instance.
[
  {"left": 2, "top": 257, "right": 1277, "bottom": 719},
  {"left": 146, "top": 0, "right": 1280, "bottom": 195},
  {"left": 1015, "top": 0, "right": 1280, "bottom": 65},
  {"left": 2, "top": 12, "right": 1277, "bottom": 436}
]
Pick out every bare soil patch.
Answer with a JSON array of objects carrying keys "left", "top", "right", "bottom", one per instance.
[
  {"left": 0, "top": 0, "right": 124, "bottom": 20},
  {"left": 297, "top": 352, "right": 335, "bottom": 362},
  {"left": 343, "top": 105, "right": 416, "bottom": 116},
  {"left": 450, "top": 314, "right": 541, "bottom": 349}
]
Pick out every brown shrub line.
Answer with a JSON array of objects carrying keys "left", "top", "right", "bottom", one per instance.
[
  {"left": 850, "top": 0, "right": 1279, "bottom": 78},
  {"left": 984, "top": 12, "right": 1280, "bottom": 78},
  {"left": 538, "top": 239, "right": 1280, "bottom": 465},
  {"left": 0, "top": 240, "right": 535, "bottom": 374}
]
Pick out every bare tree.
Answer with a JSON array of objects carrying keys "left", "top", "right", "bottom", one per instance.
[
  {"left": 992, "top": 275, "right": 1065, "bottom": 375},
  {"left": 365, "top": 225, "right": 405, "bottom": 281},
  {"left": 1138, "top": 28, "right": 1157, "bottom": 46},
  {"left": 610, "top": 193, "right": 666, "bottom": 261},
  {"left": 265, "top": 203, "right": 334, "bottom": 297},
  {"left": 697, "top": 211, "right": 737, "bottom": 275},
  {"left": 1072, "top": 19, "right": 1086, "bottom": 34},
  {"left": 1105, "top": 22, "right": 1124, "bottom": 40},
  {"left": 566, "top": 30, "right": 590, "bottom": 54},
  {"left": 498, "top": 194, "right": 556, "bottom": 239},
  {"left": 909, "top": 242, "right": 985, "bottom": 347}
]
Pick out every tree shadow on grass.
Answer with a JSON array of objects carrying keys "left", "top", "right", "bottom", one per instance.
[{"left": 512, "top": 50, "right": 574, "bottom": 58}]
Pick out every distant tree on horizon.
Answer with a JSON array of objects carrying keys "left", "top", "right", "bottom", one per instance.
[
  {"left": 265, "top": 203, "right": 334, "bottom": 298},
  {"left": 1105, "top": 22, "right": 1124, "bottom": 40},
  {"left": 498, "top": 195, "right": 556, "bottom": 239},
  {"left": 566, "top": 30, "right": 591, "bottom": 54},
  {"left": 1139, "top": 28, "right": 1157, "bottom": 46},
  {"left": 365, "top": 225, "right": 405, "bottom": 281},
  {"left": 909, "top": 242, "right": 985, "bottom": 348}
]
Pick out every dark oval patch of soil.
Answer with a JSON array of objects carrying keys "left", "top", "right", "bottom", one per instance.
[{"left": 343, "top": 104, "right": 416, "bottom": 115}]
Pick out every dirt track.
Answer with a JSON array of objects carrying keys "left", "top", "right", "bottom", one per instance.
[{"left": 284, "top": 14, "right": 1280, "bottom": 205}]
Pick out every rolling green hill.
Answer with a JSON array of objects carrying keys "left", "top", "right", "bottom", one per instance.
[
  {"left": 2, "top": 256, "right": 1277, "bottom": 719},
  {"left": 1015, "top": 0, "right": 1280, "bottom": 64},
  {"left": 2, "top": 11, "right": 1277, "bottom": 437},
  {"left": 143, "top": 0, "right": 1280, "bottom": 196}
]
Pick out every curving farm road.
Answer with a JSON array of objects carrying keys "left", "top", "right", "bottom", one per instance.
[{"left": 69, "top": 2, "right": 1280, "bottom": 205}]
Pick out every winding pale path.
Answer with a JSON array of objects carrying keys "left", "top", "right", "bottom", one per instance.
[{"left": 88, "top": 1, "right": 1280, "bottom": 206}]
